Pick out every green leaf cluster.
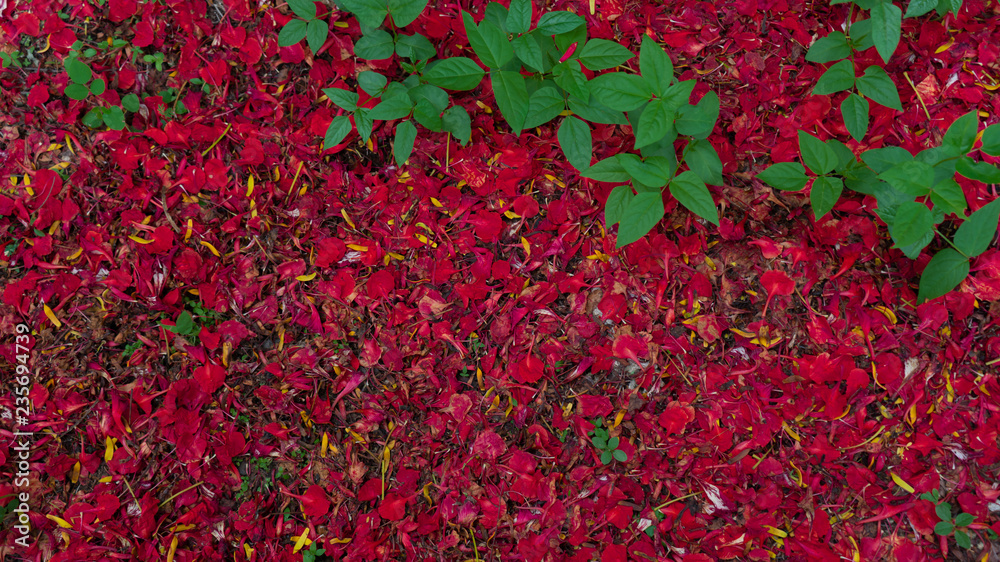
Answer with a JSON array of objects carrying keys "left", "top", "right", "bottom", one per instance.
[
  {"left": 279, "top": 0, "right": 339, "bottom": 54},
  {"left": 758, "top": 112, "right": 1000, "bottom": 303},
  {"left": 919, "top": 488, "right": 993, "bottom": 550},
  {"left": 587, "top": 418, "right": 628, "bottom": 465},
  {"left": 162, "top": 310, "right": 201, "bottom": 337}
]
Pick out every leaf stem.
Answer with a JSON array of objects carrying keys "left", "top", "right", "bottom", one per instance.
[
  {"left": 200, "top": 123, "right": 232, "bottom": 157},
  {"left": 903, "top": 72, "right": 932, "bottom": 121},
  {"left": 933, "top": 228, "right": 969, "bottom": 258}
]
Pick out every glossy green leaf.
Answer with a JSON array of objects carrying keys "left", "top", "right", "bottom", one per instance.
[
  {"left": 442, "top": 105, "right": 472, "bottom": 145},
  {"left": 798, "top": 130, "right": 839, "bottom": 175},
  {"left": 861, "top": 146, "right": 913, "bottom": 172},
  {"left": 980, "top": 124, "right": 1000, "bottom": 156},
  {"left": 957, "top": 157, "right": 1000, "bottom": 183},
  {"left": 558, "top": 116, "right": 593, "bottom": 171},
  {"left": 388, "top": 0, "right": 428, "bottom": 27},
  {"left": 685, "top": 139, "right": 723, "bottom": 186},
  {"left": 482, "top": 2, "right": 508, "bottom": 32},
  {"left": 943, "top": 111, "right": 979, "bottom": 154},
  {"left": 844, "top": 165, "right": 881, "bottom": 195},
  {"left": 634, "top": 98, "right": 674, "bottom": 150},
  {"left": 827, "top": 139, "right": 858, "bottom": 172},
  {"left": 892, "top": 201, "right": 935, "bottom": 248},
  {"left": 323, "top": 87, "right": 358, "bottom": 111},
  {"left": 806, "top": 31, "right": 851, "bottom": 63},
  {"left": 512, "top": 33, "right": 544, "bottom": 72},
  {"left": 288, "top": 0, "right": 317, "bottom": 19},
  {"left": 758, "top": 162, "right": 809, "bottom": 191},
  {"left": 354, "top": 29, "right": 394, "bottom": 59},
  {"left": 552, "top": 60, "right": 589, "bottom": 101},
  {"left": 578, "top": 39, "right": 634, "bottom": 71},
  {"left": 600, "top": 450, "right": 613, "bottom": 464},
  {"left": 568, "top": 94, "right": 627, "bottom": 125},
  {"left": 423, "top": 57, "right": 485, "bottom": 90},
  {"left": 930, "top": 179, "right": 967, "bottom": 217},
  {"left": 936, "top": 502, "right": 953, "bottom": 521},
  {"left": 324, "top": 115, "right": 353, "bottom": 148},
  {"left": 814, "top": 59, "right": 855, "bottom": 95},
  {"left": 278, "top": 18, "right": 309, "bottom": 47},
  {"left": 506, "top": 0, "right": 531, "bottom": 34},
  {"left": 905, "top": 0, "right": 938, "bottom": 16},
  {"left": 639, "top": 35, "right": 673, "bottom": 96},
  {"left": 954, "top": 198, "right": 1000, "bottom": 257},
  {"left": 407, "top": 84, "right": 449, "bottom": 111},
  {"left": 492, "top": 70, "right": 529, "bottom": 134},
  {"left": 590, "top": 72, "right": 651, "bottom": 111},
  {"left": 619, "top": 154, "right": 671, "bottom": 187},
  {"left": 675, "top": 91, "right": 719, "bottom": 139},
  {"left": 393, "top": 120, "right": 418, "bottom": 166},
  {"left": 811, "top": 176, "right": 843, "bottom": 219},
  {"left": 412, "top": 98, "right": 442, "bottom": 131},
  {"left": 583, "top": 156, "right": 631, "bottom": 182},
  {"left": 878, "top": 161, "right": 935, "bottom": 196},
  {"left": 354, "top": 108, "right": 374, "bottom": 142},
  {"left": 617, "top": 191, "right": 665, "bottom": 247},
  {"left": 605, "top": 185, "right": 633, "bottom": 226},
  {"left": 64, "top": 83, "right": 90, "bottom": 100},
  {"left": 478, "top": 19, "right": 513, "bottom": 68},
  {"left": 368, "top": 95, "right": 413, "bottom": 120},
  {"left": 670, "top": 171, "right": 718, "bottom": 226},
  {"left": 462, "top": 12, "right": 497, "bottom": 68},
  {"left": 523, "top": 87, "right": 565, "bottom": 128},
  {"left": 933, "top": 520, "right": 955, "bottom": 536},
  {"left": 612, "top": 448, "right": 627, "bottom": 462},
  {"left": 954, "top": 513, "right": 975, "bottom": 527},
  {"left": 81, "top": 108, "right": 104, "bottom": 128},
  {"left": 536, "top": 11, "right": 584, "bottom": 35},
  {"left": 306, "top": 19, "right": 328, "bottom": 53},
  {"left": 338, "top": 0, "right": 388, "bottom": 27},
  {"left": 358, "top": 71, "right": 387, "bottom": 96},
  {"left": 395, "top": 33, "right": 436, "bottom": 60},
  {"left": 850, "top": 18, "right": 875, "bottom": 51},
  {"left": 857, "top": 65, "right": 902, "bottom": 110},
  {"left": 918, "top": 249, "right": 969, "bottom": 303},
  {"left": 102, "top": 105, "right": 126, "bottom": 130},
  {"left": 121, "top": 93, "right": 141, "bottom": 112},
  {"left": 955, "top": 530, "right": 971, "bottom": 549},
  {"left": 65, "top": 57, "right": 93, "bottom": 84},
  {"left": 871, "top": 1, "right": 902, "bottom": 63},
  {"left": 89, "top": 78, "right": 106, "bottom": 95}
]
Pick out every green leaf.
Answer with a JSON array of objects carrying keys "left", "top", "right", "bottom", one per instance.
[
  {"left": 583, "top": 156, "right": 630, "bottom": 182},
  {"left": 861, "top": 146, "right": 913, "bottom": 172},
  {"left": 578, "top": 39, "right": 634, "bottom": 71},
  {"left": 617, "top": 191, "right": 665, "bottom": 247},
  {"left": 523, "top": 86, "right": 565, "bottom": 129},
  {"left": 358, "top": 71, "right": 387, "bottom": 96},
  {"left": 354, "top": 29, "right": 395, "bottom": 59},
  {"left": 600, "top": 450, "right": 613, "bottom": 464},
  {"left": 479, "top": 19, "right": 513, "bottom": 68},
  {"left": 905, "top": 0, "right": 938, "bottom": 17},
  {"left": 933, "top": 520, "right": 956, "bottom": 536},
  {"left": 568, "top": 94, "right": 627, "bottom": 126},
  {"left": 937, "top": 0, "right": 962, "bottom": 15},
  {"left": 102, "top": 105, "right": 126, "bottom": 130},
  {"left": 806, "top": 31, "right": 851, "bottom": 63},
  {"left": 619, "top": 154, "right": 670, "bottom": 187},
  {"left": 857, "top": 66, "right": 902, "bottom": 110},
  {"left": 843, "top": 166, "right": 881, "bottom": 195},
  {"left": 670, "top": 171, "right": 718, "bottom": 226},
  {"left": 338, "top": 0, "right": 388, "bottom": 27},
  {"left": 955, "top": 529, "right": 971, "bottom": 549},
  {"left": 554, "top": 25, "right": 586, "bottom": 53},
  {"left": 758, "top": 162, "right": 809, "bottom": 191},
  {"left": 798, "top": 130, "right": 839, "bottom": 175},
  {"left": 354, "top": 108, "right": 374, "bottom": 142},
  {"left": 506, "top": 0, "right": 531, "bottom": 34},
  {"left": 492, "top": 70, "right": 529, "bottom": 135},
  {"left": 442, "top": 105, "right": 472, "bottom": 145},
  {"left": 89, "top": 78, "right": 106, "bottom": 95},
  {"left": 278, "top": 18, "right": 309, "bottom": 47},
  {"left": 482, "top": 2, "right": 508, "bottom": 32},
  {"left": 512, "top": 33, "right": 544, "bottom": 73},
  {"left": 64, "top": 83, "right": 90, "bottom": 100},
  {"left": 462, "top": 12, "right": 496, "bottom": 68},
  {"left": 592, "top": 435, "right": 608, "bottom": 449},
  {"left": 827, "top": 139, "right": 858, "bottom": 172},
  {"left": 878, "top": 161, "right": 934, "bottom": 196},
  {"left": 634, "top": 98, "right": 674, "bottom": 150},
  {"left": 388, "top": 0, "right": 427, "bottom": 26},
  {"left": 892, "top": 201, "right": 934, "bottom": 248},
  {"left": 612, "top": 448, "right": 627, "bottom": 461},
  {"left": 552, "top": 60, "right": 589, "bottom": 101},
  {"left": 323, "top": 87, "right": 358, "bottom": 111},
  {"left": 369, "top": 95, "right": 413, "bottom": 120},
  {"left": 814, "top": 60, "right": 855, "bottom": 95},
  {"left": 306, "top": 19, "right": 328, "bottom": 53},
  {"left": 393, "top": 120, "right": 418, "bottom": 166},
  {"left": 166, "top": 311, "right": 195, "bottom": 335},
  {"left": 412, "top": 99, "right": 442, "bottom": 131},
  {"left": 324, "top": 115, "right": 353, "bottom": 148},
  {"left": 121, "top": 93, "right": 141, "bottom": 112},
  {"left": 65, "top": 57, "right": 92, "bottom": 85},
  {"left": 675, "top": 91, "right": 719, "bottom": 139},
  {"left": 870, "top": 1, "right": 902, "bottom": 63},
  {"left": 954, "top": 198, "right": 1000, "bottom": 257},
  {"left": 288, "top": 0, "right": 316, "bottom": 19},
  {"left": 839, "top": 94, "right": 869, "bottom": 142},
  {"left": 685, "top": 139, "right": 723, "bottom": 186},
  {"left": 81, "top": 108, "right": 104, "bottom": 128},
  {"left": 590, "top": 72, "right": 651, "bottom": 112},
  {"left": 980, "top": 124, "right": 1000, "bottom": 156},
  {"left": 850, "top": 18, "right": 875, "bottom": 51},
  {"left": 930, "top": 179, "right": 967, "bottom": 216},
  {"left": 395, "top": 33, "right": 436, "bottom": 60},
  {"left": 811, "top": 176, "right": 843, "bottom": 219},
  {"left": 954, "top": 513, "right": 975, "bottom": 527},
  {"left": 935, "top": 502, "right": 953, "bottom": 522},
  {"left": 407, "top": 84, "right": 448, "bottom": 112},
  {"left": 605, "top": 185, "right": 633, "bottom": 226},
  {"left": 957, "top": 157, "right": 1000, "bottom": 183},
  {"left": 423, "top": 57, "right": 485, "bottom": 90},
  {"left": 944, "top": 111, "right": 979, "bottom": 154},
  {"left": 639, "top": 35, "right": 674, "bottom": 96},
  {"left": 558, "top": 116, "right": 592, "bottom": 172},
  {"left": 536, "top": 11, "right": 584, "bottom": 35},
  {"left": 608, "top": 436, "right": 620, "bottom": 449}
]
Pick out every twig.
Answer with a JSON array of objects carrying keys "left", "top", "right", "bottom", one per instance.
[
  {"left": 160, "top": 185, "right": 181, "bottom": 233},
  {"left": 200, "top": 123, "right": 232, "bottom": 157},
  {"left": 904, "top": 72, "right": 932, "bottom": 121}
]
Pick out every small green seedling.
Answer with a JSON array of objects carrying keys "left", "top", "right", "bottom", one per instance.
[
  {"left": 301, "top": 539, "right": 326, "bottom": 561},
  {"left": 587, "top": 418, "right": 628, "bottom": 465},
  {"left": 920, "top": 488, "right": 992, "bottom": 549},
  {"left": 1, "top": 50, "right": 24, "bottom": 68},
  {"left": 162, "top": 310, "right": 201, "bottom": 337},
  {"left": 278, "top": 0, "right": 330, "bottom": 54}
]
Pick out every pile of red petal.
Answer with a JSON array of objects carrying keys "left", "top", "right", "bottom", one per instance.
[{"left": 0, "top": 0, "right": 998, "bottom": 560}]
